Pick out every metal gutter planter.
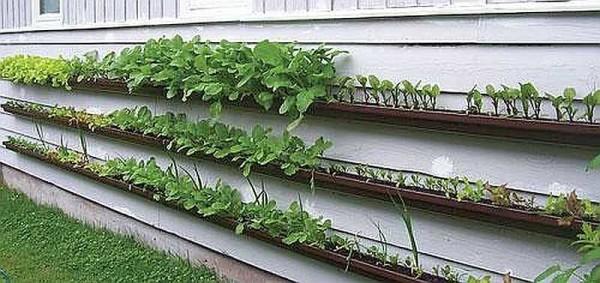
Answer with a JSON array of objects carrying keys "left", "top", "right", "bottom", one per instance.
[
  {"left": 3, "top": 103, "right": 594, "bottom": 239},
  {"left": 3, "top": 140, "right": 445, "bottom": 283},
  {"left": 70, "top": 79, "right": 600, "bottom": 147}
]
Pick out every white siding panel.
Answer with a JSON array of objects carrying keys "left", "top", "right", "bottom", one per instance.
[
  {"left": 84, "top": 0, "right": 96, "bottom": 23},
  {"left": 149, "top": 0, "right": 162, "bottom": 18},
  {"left": 264, "top": 0, "right": 286, "bottom": 12},
  {"left": 2, "top": 1, "right": 7, "bottom": 28},
  {"left": 13, "top": 0, "right": 20, "bottom": 27},
  {"left": 6, "top": 0, "right": 13, "bottom": 29},
  {"left": 333, "top": 0, "right": 358, "bottom": 10},
  {"left": 487, "top": 0, "right": 528, "bottom": 3},
  {"left": 138, "top": 0, "right": 150, "bottom": 20},
  {"left": 162, "top": 0, "right": 177, "bottom": 18},
  {"left": 18, "top": 0, "right": 28, "bottom": 27},
  {"left": 417, "top": 0, "right": 450, "bottom": 6},
  {"left": 125, "top": 0, "right": 138, "bottom": 21},
  {"left": 358, "top": 0, "right": 386, "bottom": 9},
  {"left": 387, "top": 0, "right": 418, "bottom": 7},
  {"left": 24, "top": 0, "right": 32, "bottom": 26},
  {"left": 308, "top": 0, "right": 332, "bottom": 11},
  {"left": 253, "top": 0, "right": 264, "bottom": 13},
  {"left": 105, "top": 0, "right": 116, "bottom": 22},
  {"left": 115, "top": 0, "right": 126, "bottom": 22},
  {"left": 95, "top": 0, "right": 106, "bottom": 23},
  {"left": 286, "top": 0, "right": 308, "bottom": 12}
]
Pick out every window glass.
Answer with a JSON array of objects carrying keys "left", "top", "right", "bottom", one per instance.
[{"left": 40, "top": 0, "right": 60, "bottom": 14}]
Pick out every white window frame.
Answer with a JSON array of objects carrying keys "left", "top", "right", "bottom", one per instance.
[
  {"left": 32, "top": 0, "right": 62, "bottom": 27},
  {"left": 179, "top": 0, "right": 251, "bottom": 19}
]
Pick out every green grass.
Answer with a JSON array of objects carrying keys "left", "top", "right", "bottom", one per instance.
[{"left": 0, "top": 186, "right": 221, "bottom": 283}]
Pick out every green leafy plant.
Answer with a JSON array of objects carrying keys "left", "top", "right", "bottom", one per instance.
[
  {"left": 0, "top": 55, "right": 72, "bottom": 89},
  {"left": 466, "top": 86, "right": 483, "bottom": 114},
  {"left": 0, "top": 36, "right": 346, "bottom": 131},
  {"left": 582, "top": 90, "right": 600, "bottom": 123},
  {"left": 500, "top": 85, "right": 520, "bottom": 116},
  {"left": 7, "top": 136, "right": 488, "bottom": 281},
  {"left": 6, "top": 101, "right": 332, "bottom": 179},
  {"left": 520, "top": 82, "right": 541, "bottom": 119},
  {"left": 535, "top": 223, "right": 600, "bottom": 283},
  {"left": 545, "top": 92, "right": 566, "bottom": 121},
  {"left": 485, "top": 84, "right": 502, "bottom": 115},
  {"left": 563, "top": 87, "right": 579, "bottom": 122}
]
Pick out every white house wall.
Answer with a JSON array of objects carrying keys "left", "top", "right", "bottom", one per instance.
[{"left": 0, "top": 3, "right": 598, "bottom": 283}]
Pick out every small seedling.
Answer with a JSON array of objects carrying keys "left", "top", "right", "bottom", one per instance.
[{"left": 562, "top": 87, "right": 578, "bottom": 122}]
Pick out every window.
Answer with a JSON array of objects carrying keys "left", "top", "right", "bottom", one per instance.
[
  {"left": 33, "top": 0, "right": 62, "bottom": 26},
  {"left": 40, "top": 0, "right": 60, "bottom": 14}
]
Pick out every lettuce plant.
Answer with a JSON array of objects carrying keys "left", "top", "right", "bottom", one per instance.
[
  {"left": 466, "top": 86, "right": 483, "bottom": 114},
  {"left": 6, "top": 101, "right": 331, "bottom": 178},
  {"left": 582, "top": 90, "right": 600, "bottom": 123},
  {"left": 485, "top": 84, "right": 502, "bottom": 115},
  {"left": 0, "top": 55, "right": 72, "bottom": 89},
  {"left": 562, "top": 87, "right": 578, "bottom": 122},
  {"left": 545, "top": 92, "right": 566, "bottom": 121}
]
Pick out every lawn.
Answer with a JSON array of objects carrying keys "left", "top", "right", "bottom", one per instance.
[{"left": 0, "top": 186, "right": 221, "bottom": 283}]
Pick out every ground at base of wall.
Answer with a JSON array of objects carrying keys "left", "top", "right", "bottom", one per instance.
[{"left": 0, "top": 186, "right": 222, "bottom": 283}]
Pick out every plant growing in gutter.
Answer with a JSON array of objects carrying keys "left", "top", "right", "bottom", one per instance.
[
  {"left": 535, "top": 223, "right": 600, "bottom": 283},
  {"left": 0, "top": 55, "right": 72, "bottom": 89},
  {"left": 335, "top": 76, "right": 356, "bottom": 103},
  {"left": 5, "top": 52, "right": 600, "bottom": 125},
  {"left": 7, "top": 136, "right": 491, "bottom": 282},
  {"left": 562, "top": 87, "right": 579, "bottom": 122},
  {"left": 5, "top": 101, "right": 331, "bottom": 178},
  {"left": 484, "top": 84, "right": 502, "bottom": 116},
  {"left": 582, "top": 90, "right": 600, "bottom": 123},
  {"left": 545, "top": 92, "right": 566, "bottom": 121},
  {"left": 520, "top": 82, "right": 542, "bottom": 119},
  {"left": 466, "top": 86, "right": 483, "bottom": 114},
  {"left": 0, "top": 37, "right": 346, "bottom": 131},
  {"left": 500, "top": 85, "right": 520, "bottom": 116},
  {"left": 323, "top": 161, "right": 600, "bottom": 223}
]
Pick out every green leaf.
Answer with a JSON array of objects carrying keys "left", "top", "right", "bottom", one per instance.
[
  {"left": 255, "top": 92, "right": 274, "bottom": 110},
  {"left": 194, "top": 55, "right": 207, "bottom": 70},
  {"left": 286, "top": 115, "right": 304, "bottom": 132},
  {"left": 564, "top": 88, "right": 576, "bottom": 101},
  {"left": 588, "top": 154, "right": 600, "bottom": 171},
  {"left": 368, "top": 75, "right": 380, "bottom": 89},
  {"left": 590, "top": 264, "right": 600, "bottom": 282},
  {"left": 209, "top": 102, "right": 222, "bottom": 118},
  {"left": 296, "top": 90, "right": 314, "bottom": 113},
  {"left": 279, "top": 96, "right": 296, "bottom": 115},
  {"left": 552, "top": 267, "right": 578, "bottom": 283},
  {"left": 253, "top": 41, "right": 283, "bottom": 66},
  {"left": 582, "top": 247, "right": 600, "bottom": 264},
  {"left": 235, "top": 223, "right": 245, "bottom": 235},
  {"left": 534, "top": 265, "right": 561, "bottom": 283},
  {"left": 204, "top": 84, "right": 223, "bottom": 97}
]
